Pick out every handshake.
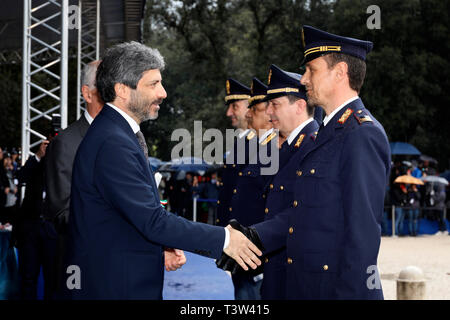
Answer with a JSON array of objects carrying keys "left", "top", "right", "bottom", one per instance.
[{"left": 219, "top": 220, "right": 264, "bottom": 275}]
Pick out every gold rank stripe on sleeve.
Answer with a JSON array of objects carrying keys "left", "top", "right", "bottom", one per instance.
[
  {"left": 246, "top": 130, "right": 256, "bottom": 140},
  {"left": 267, "top": 87, "right": 299, "bottom": 94},
  {"left": 304, "top": 45, "right": 342, "bottom": 57},
  {"left": 224, "top": 94, "right": 251, "bottom": 102},
  {"left": 338, "top": 108, "right": 353, "bottom": 124},
  {"left": 294, "top": 134, "right": 306, "bottom": 148},
  {"left": 261, "top": 131, "right": 277, "bottom": 146}
]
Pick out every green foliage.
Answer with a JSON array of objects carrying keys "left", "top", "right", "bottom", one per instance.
[
  {"left": 142, "top": 0, "right": 449, "bottom": 170},
  {"left": 1, "top": 0, "right": 448, "bottom": 170}
]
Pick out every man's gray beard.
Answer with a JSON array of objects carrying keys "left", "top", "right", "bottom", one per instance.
[{"left": 128, "top": 93, "right": 158, "bottom": 122}]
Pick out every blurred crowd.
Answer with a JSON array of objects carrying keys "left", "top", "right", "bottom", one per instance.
[
  {"left": 0, "top": 147, "right": 22, "bottom": 227},
  {"left": 160, "top": 172, "right": 221, "bottom": 225},
  {"left": 384, "top": 159, "right": 449, "bottom": 237}
]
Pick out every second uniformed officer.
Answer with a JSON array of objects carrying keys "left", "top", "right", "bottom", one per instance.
[{"left": 260, "top": 64, "right": 319, "bottom": 299}]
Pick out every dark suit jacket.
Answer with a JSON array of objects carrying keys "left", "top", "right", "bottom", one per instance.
[
  {"left": 66, "top": 105, "right": 225, "bottom": 300},
  {"left": 45, "top": 115, "right": 90, "bottom": 231}
]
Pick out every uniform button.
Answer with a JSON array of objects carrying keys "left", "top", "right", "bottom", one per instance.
[
  {"left": 289, "top": 227, "right": 294, "bottom": 234},
  {"left": 262, "top": 194, "right": 266, "bottom": 199},
  {"left": 224, "top": 165, "right": 227, "bottom": 168},
  {"left": 357, "top": 110, "right": 362, "bottom": 114},
  {"left": 287, "top": 258, "right": 293, "bottom": 264},
  {"left": 265, "top": 208, "right": 269, "bottom": 214},
  {"left": 217, "top": 200, "right": 220, "bottom": 204},
  {"left": 239, "top": 172, "right": 243, "bottom": 176},
  {"left": 314, "top": 131, "right": 318, "bottom": 135},
  {"left": 270, "top": 184, "right": 274, "bottom": 189},
  {"left": 233, "top": 189, "right": 237, "bottom": 194},
  {"left": 310, "top": 169, "right": 315, "bottom": 174},
  {"left": 220, "top": 182, "right": 224, "bottom": 186},
  {"left": 229, "top": 207, "right": 232, "bottom": 212},
  {"left": 280, "top": 185, "right": 284, "bottom": 191},
  {"left": 232, "top": 164, "right": 236, "bottom": 168},
  {"left": 265, "top": 257, "right": 269, "bottom": 263},
  {"left": 323, "top": 265, "right": 329, "bottom": 271},
  {"left": 247, "top": 171, "right": 251, "bottom": 175},
  {"left": 293, "top": 200, "right": 298, "bottom": 207},
  {"left": 216, "top": 218, "right": 220, "bottom": 223},
  {"left": 296, "top": 170, "right": 303, "bottom": 176}
]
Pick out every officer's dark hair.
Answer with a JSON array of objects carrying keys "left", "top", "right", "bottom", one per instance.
[
  {"left": 323, "top": 53, "right": 366, "bottom": 93},
  {"left": 287, "top": 95, "right": 314, "bottom": 116},
  {"left": 96, "top": 41, "right": 165, "bottom": 103}
]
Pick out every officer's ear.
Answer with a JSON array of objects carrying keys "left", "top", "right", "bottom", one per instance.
[
  {"left": 334, "top": 61, "right": 348, "bottom": 82},
  {"left": 296, "top": 98, "right": 307, "bottom": 115}
]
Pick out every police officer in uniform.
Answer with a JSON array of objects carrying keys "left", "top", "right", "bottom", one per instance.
[
  {"left": 224, "top": 77, "right": 275, "bottom": 300},
  {"left": 260, "top": 64, "right": 319, "bottom": 299},
  {"left": 216, "top": 79, "right": 252, "bottom": 227},
  {"left": 231, "top": 25, "right": 391, "bottom": 299}
]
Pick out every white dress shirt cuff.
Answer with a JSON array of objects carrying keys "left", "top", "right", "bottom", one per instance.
[{"left": 223, "top": 227, "right": 230, "bottom": 250}]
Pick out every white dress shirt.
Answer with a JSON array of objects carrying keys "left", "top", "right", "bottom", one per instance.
[
  {"left": 323, "top": 96, "right": 359, "bottom": 127},
  {"left": 287, "top": 118, "right": 314, "bottom": 145}
]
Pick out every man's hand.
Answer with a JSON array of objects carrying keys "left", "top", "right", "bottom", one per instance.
[
  {"left": 223, "top": 224, "right": 262, "bottom": 271},
  {"left": 164, "top": 248, "right": 186, "bottom": 272}
]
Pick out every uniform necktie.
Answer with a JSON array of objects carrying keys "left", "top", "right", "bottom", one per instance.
[{"left": 136, "top": 131, "right": 148, "bottom": 158}]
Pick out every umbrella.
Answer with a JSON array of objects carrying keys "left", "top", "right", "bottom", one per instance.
[
  {"left": 421, "top": 175, "right": 449, "bottom": 186},
  {"left": 440, "top": 171, "right": 450, "bottom": 182},
  {"left": 148, "top": 157, "right": 164, "bottom": 171},
  {"left": 419, "top": 154, "right": 438, "bottom": 164},
  {"left": 167, "top": 157, "right": 211, "bottom": 173},
  {"left": 389, "top": 142, "right": 421, "bottom": 155},
  {"left": 394, "top": 175, "right": 424, "bottom": 185}
]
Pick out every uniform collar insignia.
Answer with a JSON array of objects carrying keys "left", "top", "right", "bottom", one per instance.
[
  {"left": 261, "top": 131, "right": 277, "bottom": 146},
  {"left": 247, "top": 130, "right": 256, "bottom": 140},
  {"left": 294, "top": 134, "right": 306, "bottom": 148},
  {"left": 337, "top": 108, "right": 353, "bottom": 124}
]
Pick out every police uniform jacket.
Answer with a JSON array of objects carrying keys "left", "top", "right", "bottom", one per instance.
[
  {"left": 260, "top": 119, "right": 319, "bottom": 299},
  {"left": 254, "top": 98, "right": 391, "bottom": 299}
]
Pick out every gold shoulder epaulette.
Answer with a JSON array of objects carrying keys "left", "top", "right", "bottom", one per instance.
[
  {"left": 294, "top": 134, "right": 306, "bottom": 148},
  {"left": 338, "top": 108, "right": 353, "bottom": 124},
  {"left": 261, "top": 132, "right": 277, "bottom": 146},
  {"left": 354, "top": 112, "right": 373, "bottom": 125}
]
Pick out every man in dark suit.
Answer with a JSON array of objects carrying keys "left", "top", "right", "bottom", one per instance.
[
  {"left": 65, "top": 41, "right": 262, "bottom": 300},
  {"left": 45, "top": 60, "right": 103, "bottom": 232},
  {"left": 229, "top": 26, "right": 391, "bottom": 299},
  {"left": 44, "top": 60, "right": 103, "bottom": 296}
]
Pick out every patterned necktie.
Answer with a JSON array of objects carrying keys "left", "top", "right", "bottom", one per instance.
[{"left": 136, "top": 131, "right": 148, "bottom": 158}]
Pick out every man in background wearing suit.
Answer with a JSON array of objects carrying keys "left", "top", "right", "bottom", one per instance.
[
  {"left": 65, "top": 41, "right": 262, "bottom": 299},
  {"left": 44, "top": 60, "right": 103, "bottom": 296}
]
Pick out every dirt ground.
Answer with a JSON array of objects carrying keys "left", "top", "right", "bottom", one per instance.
[{"left": 378, "top": 233, "right": 450, "bottom": 300}]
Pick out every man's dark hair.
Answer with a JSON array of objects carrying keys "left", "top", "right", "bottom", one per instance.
[
  {"left": 96, "top": 41, "right": 165, "bottom": 103},
  {"left": 287, "top": 95, "right": 314, "bottom": 116},
  {"left": 323, "top": 53, "right": 366, "bottom": 93}
]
